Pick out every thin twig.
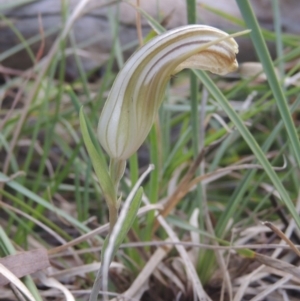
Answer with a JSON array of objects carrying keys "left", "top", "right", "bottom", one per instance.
[{"left": 135, "top": 0, "right": 143, "bottom": 46}]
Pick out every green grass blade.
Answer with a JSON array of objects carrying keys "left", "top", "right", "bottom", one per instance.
[
  {"left": 186, "top": 0, "right": 196, "bottom": 24},
  {"left": 0, "top": 172, "right": 95, "bottom": 235},
  {"left": 79, "top": 107, "right": 116, "bottom": 206},
  {"left": 194, "top": 69, "right": 300, "bottom": 229},
  {"left": 186, "top": 0, "right": 207, "bottom": 269},
  {"left": 271, "top": 0, "right": 284, "bottom": 80},
  {"left": 0, "top": 14, "right": 35, "bottom": 63},
  {"left": 0, "top": 0, "right": 36, "bottom": 11},
  {"left": 236, "top": 0, "right": 300, "bottom": 168},
  {"left": 143, "top": 125, "right": 160, "bottom": 242}
]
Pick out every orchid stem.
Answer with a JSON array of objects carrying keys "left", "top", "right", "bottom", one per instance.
[
  {"left": 108, "top": 158, "right": 126, "bottom": 232},
  {"left": 109, "top": 158, "right": 126, "bottom": 194}
]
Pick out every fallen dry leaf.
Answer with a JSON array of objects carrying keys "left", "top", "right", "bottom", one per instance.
[{"left": 0, "top": 248, "right": 50, "bottom": 286}]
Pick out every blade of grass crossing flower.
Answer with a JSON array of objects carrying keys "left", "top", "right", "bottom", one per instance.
[
  {"left": 194, "top": 69, "right": 300, "bottom": 229},
  {"left": 236, "top": 0, "right": 300, "bottom": 168}
]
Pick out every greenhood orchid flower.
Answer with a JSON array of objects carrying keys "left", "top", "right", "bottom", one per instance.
[{"left": 98, "top": 25, "right": 238, "bottom": 160}]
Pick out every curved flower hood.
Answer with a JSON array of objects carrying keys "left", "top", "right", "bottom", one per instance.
[{"left": 98, "top": 25, "right": 238, "bottom": 160}]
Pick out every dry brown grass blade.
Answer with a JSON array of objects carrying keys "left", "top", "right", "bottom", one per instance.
[
  {"left": 248, "top": 273, "right": 292, "bottom": 301},
  {"left": 154, "top": 207, "right": 212, "bottom": 301},
  {"left": 48, "top": 262, "right": 124, "bottom": 279},
  {"left": 188, "top": 159, "right": 287, "bottom": 190},
  {"left": 111, "top": 239, "right": 172, "bottom": 301},
  {"left": 0, "top": 200, "right": 82, "bottom": 265},
  {"left": 35, "top": 14, "right": 46, "bottom": 63},
  {"left": 0, "top": 65, "right": 37, "bottom": 78},
  {"left": 142, "top": 193, "right": 211, "bottom": 301},
  {"left": 200, "top": 187, "right": 233, "bottom": 301},
  {"left": 263, "top": 221, "right": 300, "bottom": 258},
  {"left": 153, "top": 148, "right": 206, "bottom": 232},
  {"left": 0, "top": 249, "right": 50, "bottom": 286},
  {"left": 154, "top": 149, "right": 285, "bottom": 233},
  {"left": 135, "top": 0, "right": 143, "bottom": 46},
  {"left": 234, "top": 196, "right": 300, "bottom": 301},
  {"left": 0, "top": 201, "right": 65, "bottom": 246},
  {"left": 38, "top": 272, "right": 75, "bottom": 301},
  {"left": 239, "top": 196, "right": 300, "bottom": 301},
  {"left": 0, "top": 171, "right": 25, "bottom": 183},
  {"left": 48, "top": 203, "right": 162, "bottom": 255},
  {"left": 254, "top": 253, "right": 300, "bottom": 280},
  {"left": 0, "top": 263, "right": 35, "bottom": 301}
]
